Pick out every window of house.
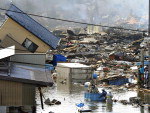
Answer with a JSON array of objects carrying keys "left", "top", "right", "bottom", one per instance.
[{"left": 22, "top": 38, "right": 38, "bottom": 53}]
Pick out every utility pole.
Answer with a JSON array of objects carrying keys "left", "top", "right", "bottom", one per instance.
[
  {"left": 149, "top": 0, "right": 150, "bottom": 34},
  {"left": 139, "top": 48, "right": 144, "bottom": 88},
  {"left": 140, "top": 49, "right": 144, "bottom": 66},
  {"left": 148, "top": 43, "right": 150, "bottom": 88},
  {"left": 148, "top": 0, "right": 150, "bottom": 88}
]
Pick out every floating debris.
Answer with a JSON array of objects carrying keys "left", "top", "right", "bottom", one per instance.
[{"left": 44, "top": 98, "right": 61, "bottom": 106}]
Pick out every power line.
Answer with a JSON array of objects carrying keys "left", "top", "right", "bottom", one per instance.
[
  {"left": 0, "top": 7, "right": 148, "bottom": 33},
  {"left": 0, "top": 6, "right": 146, "bottom": 55}
]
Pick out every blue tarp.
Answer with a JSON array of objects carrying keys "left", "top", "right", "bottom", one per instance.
[
  {"left": 144, "top": 56, "right": 149, "bottom": 58},
  {"left": 136, "top": 61, "right": 150, "bottom": 66},
  {"left": 84, "top": 92, "right": 106, "bottom": 101},
  {"left": 108, "top": 78, "right": 129, "bottom": 86},
  {"left": 53, "top": 54, "right": 67, "bottom": 66},
  {"left": 92, "top": 73, "right": 98, "bottom": 79},
  {"left": 76, "top": 103, "right": 84, "bottom": 107},
  {"left": 45, "top": 64, "right": 55, "bottom": 70},
  {"left": 139, "top": 67, "right": 144, "bottom": 74}
]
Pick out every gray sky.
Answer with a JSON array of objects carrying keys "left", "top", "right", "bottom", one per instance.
[{"left": 0, "top": 0, "right": 148, "bottom": 29}]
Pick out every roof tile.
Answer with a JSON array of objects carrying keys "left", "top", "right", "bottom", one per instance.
[{"left": 6, "top": 4, "right": 60, "bottom": 49}]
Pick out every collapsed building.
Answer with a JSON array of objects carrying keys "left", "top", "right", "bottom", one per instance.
[{"left": 50, "top": 24, "right": 149, "bottom": 87}]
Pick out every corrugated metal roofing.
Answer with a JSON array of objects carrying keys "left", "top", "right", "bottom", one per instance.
[
  {"left": 6, "top": 4, "right": 60, "bottom": 49},
  {"left": 0, "top": 64, "right": 53, "bottom": 86}
]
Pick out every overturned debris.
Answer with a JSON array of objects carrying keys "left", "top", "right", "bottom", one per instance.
[
  {"left": 99, "top": 75, "right": 129, "bottom": 86},
  {"left": 119, "top": 100, "right": 130, "bottom": 105},
  {"left": 129, "top": 97, "right": 142, "bottom": 105},
  {"left": 44, "top": 98, "right": 61, "bottom": 106}
]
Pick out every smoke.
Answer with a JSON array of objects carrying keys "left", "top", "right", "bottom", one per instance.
[{"left": 0, "top": 0, "right": 148, "bottom": 29}]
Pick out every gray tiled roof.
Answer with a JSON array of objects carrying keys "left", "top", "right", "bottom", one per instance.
[{"left": 6, "top": 4, "right": 60, "bottom": 49}]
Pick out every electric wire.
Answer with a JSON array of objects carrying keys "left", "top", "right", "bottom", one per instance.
[
  {"left": 0, "top": 6, "right": 147, "bottom": 66},
  {"left": 0, "top": 7, "right": 147, "bottom": 33},
  {"left": 0, "top": 7, "right": 147, "bottom": 53}
]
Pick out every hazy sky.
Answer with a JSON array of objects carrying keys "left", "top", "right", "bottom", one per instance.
[{"left": 0, "top": 0, "right": 148, "bottom": 29}]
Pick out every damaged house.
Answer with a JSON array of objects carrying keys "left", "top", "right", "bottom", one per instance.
[
  {"left": 0, "top": 46, "right": 53, "bottom": 113},
  {"left": 0, "top": 4, "right": 61, "bottom": 113},
  {"left": 0, "top": 4, "right": 60, "bottom": 53}
]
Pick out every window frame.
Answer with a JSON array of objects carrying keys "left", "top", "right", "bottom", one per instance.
[{"left": 22, "top": 38, "right": 38, "bottom": 53}]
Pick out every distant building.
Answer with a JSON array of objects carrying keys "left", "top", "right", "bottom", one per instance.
[
  {"left": 86, "top": 25, "right": 102, "bottom": 34},
  {"left": 0, "top": 4, "right": 60, "bottom": 53}
]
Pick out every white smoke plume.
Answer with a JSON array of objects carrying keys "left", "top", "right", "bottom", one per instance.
[{"left": 0, "top": 0, "right": 148, "bottom": 29}]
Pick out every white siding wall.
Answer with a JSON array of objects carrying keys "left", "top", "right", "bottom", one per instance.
[
  {"left": 56, "top": 66, "right": 93, "bottom": 83},
  {"left": 56, "top": 67, "right": 71, "bottom": 84}
]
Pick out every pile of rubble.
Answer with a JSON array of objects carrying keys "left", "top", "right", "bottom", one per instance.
[{"left": 49, "top": 27, "right": 149, "bottom": 87}]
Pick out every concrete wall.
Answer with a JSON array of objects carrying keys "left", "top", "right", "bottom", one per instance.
[
  {"left": 0, "top": 18, "right": 50, "bottom": 53},
  {"left": 0, "top": 80, "right": 36, "bottom": 106}
]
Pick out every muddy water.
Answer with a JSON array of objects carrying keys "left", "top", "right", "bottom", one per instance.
[{"left": 36, "top": 83, "right": 150, "bottom": 113}]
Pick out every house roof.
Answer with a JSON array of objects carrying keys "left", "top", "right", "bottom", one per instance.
[{"left": 6, "top": 4, "right": 60, "bottom": 49}]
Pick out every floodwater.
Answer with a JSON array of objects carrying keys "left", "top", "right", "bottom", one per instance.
[{"left": 36, "top": 83, "right": 150, "bottom": 113}]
